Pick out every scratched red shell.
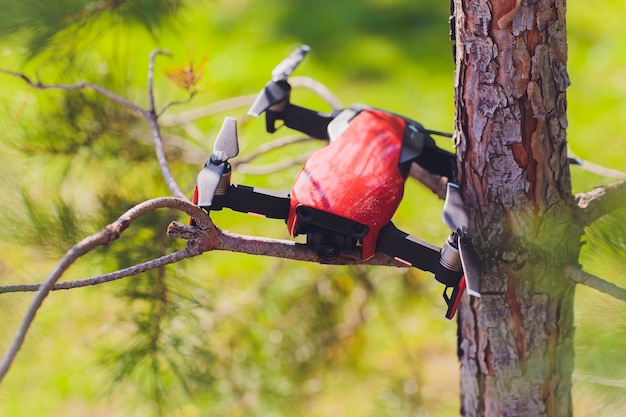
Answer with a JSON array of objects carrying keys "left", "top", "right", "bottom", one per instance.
[{"left": 287, "top": 109, "right": 406, "bottom": 260}]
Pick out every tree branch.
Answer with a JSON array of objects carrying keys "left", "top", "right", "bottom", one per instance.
[
  {"left": 409, "top": 163, "right": 448, "bottom": 200},
  {"left": 290, "top": 76, "right": 343, "bottom": 110},
  {"left": 167, "top": 220, "right": 409, "bottom": 268},
  {"left": 0, "top": 197, "right": 210, "bottom": 384},
  {"left": 576, "top": 180, "right": 626, "bottom": 226},
  {"left": 0, "top": 247, "right": 199, "bottom": 295},
  {"left": 1, "top": 55, "right": 189, "bottom": 201},
  {"left": 573, "top": 373, "right": 626, "bottom": 388},
  {"left": 0, "top": 69, "right": 148, "bottom": 116},
  {"left": 566, "top": 266, "right": 626, "bottom": 302},
  {"left": 159, "top": 76, "right": 342, "bottom": 127},
  {"left": 159, "top": 95, "right": 259, "bottom": 126},
  {"left": 145, "top": 49, "right": 189, "bottom": 200},
  {"left": 147, "top": 49, "right": 171, "bottom": 114},
  {"left": 232, "top": 136, "right": 318, "bottom": 166},
  {"left": 146, "top": 114, "right": 189, "bottom": 200}
]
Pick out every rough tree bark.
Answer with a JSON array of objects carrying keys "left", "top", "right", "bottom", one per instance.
[{"left": 452, "top": 1, "right": 579, "bottom": 416}]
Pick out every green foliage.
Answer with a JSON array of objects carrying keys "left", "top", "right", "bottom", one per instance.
[
  {"left": 0, "top": 0, "right": 625, "bottom": 416},
  {"left": 0, "top": 0, "right": 185, "bottom": 59}
]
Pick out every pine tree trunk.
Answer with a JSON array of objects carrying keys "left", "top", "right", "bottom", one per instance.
[{"left": 451, "top": 1, "right": 583, "bottom": 415}]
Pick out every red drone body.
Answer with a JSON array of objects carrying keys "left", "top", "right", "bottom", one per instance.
[
  {"left": 193, "top": 45, "right": 481, "bottom": 319},
  {"left": 287, "top": 110, "right": 406, "bottom": 260}
]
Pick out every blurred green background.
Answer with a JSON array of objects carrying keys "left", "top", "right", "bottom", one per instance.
[{"left": 0, "top": 0, "right": 624, "bottom": 416}]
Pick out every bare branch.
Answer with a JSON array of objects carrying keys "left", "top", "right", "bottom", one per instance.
[
  {"left": 158, "top": 91, "right": 196, "bottom": 118},
  {"left": 0, "top": 197, "right": 211, "bottom": 384},
  {"left": 0, "top": 68, "right": 147, "bottom": 116},
  {"left": 290, "top": 76, "right": 343, "bottom": 110},
  {"left": 146, "top": 115, "right": 189, "bottom": 200},
  {"left": 567, "top": 266, "right": 626, "bottom": 302},
  {"left": 159, "top": 75, "right": 342, "bottom": 127},
  {"left": 147, "top": 49, "right": 171, "bottom": 114},
  {"left": 410, "top": 163, "right": 448, "bottom": 200},
  {"left": 142, "top": 49, "right": 190, "bottom": 200},
  {"left": 576, "top": 180, "right": 626, "bottom": 226},
  {"left": 233, "top": 136, "right": 319, "bottom": 165},
  {"left": 234, "top": 154, "right": 314, "bottom": 175},
  {"left": 159, "top": 95, "right": 258, "bottom": 126},
  {"left": 573, "top": 373, "right": 626, "bottom": 388},
  {"left": 568, "top": 148, "right": 626, "bottom": 179},
  {"left": 167, "top": 221, "right": 409, "bottom": 268},
  {"left": 1, "top": 61, "right": 189, "bottom": 200},
  {"left": 0, "top": 247, "right": 199, "bottom": 295}
]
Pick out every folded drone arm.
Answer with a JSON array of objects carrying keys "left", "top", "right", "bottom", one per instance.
[
  {"left": 376, "top": 222, "right": 466, "bottom": 319},
  {"left": 209, "top": 184, "right": 291, "bottom": 220},
  {"left": 266, "top": 104, "right": 335, "bottom": 140}
]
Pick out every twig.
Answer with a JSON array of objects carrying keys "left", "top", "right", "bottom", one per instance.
[
  {"left": 290, "top": 76, "right": 343, "bottom": 110},
  {"left": 232, "top": 136, "right": 318, "bottom": 165},
  {"left": 146, "top": 115, "right": 189, "bottom": 200},
  {"left": 147, "top": 49, "right": 171, "bottom": 114},
  {"left": 159, "top": 75, "right": 342, "bottom": 127},
  {"left": 158, "top": 92, "right": 196, "bottom": 118},
  {"left": 410, "top": 163, "right": 448, "bottom": 200},
  {"left": 0, "top": 197, "right": 211, "bottom": 384},
  {"left": 230, "top": 136, "right": 318, "bottom": 175},
  {"left": 567, "top": 266, "right": 626, "bottom": 302},
  {"left": 1, "top": 56, "right": 189, "bottom": 201},
  {"left": 0, "top": 68, "right": 147, "bottom": 116},
  {"left": 568, "top": 148, "right": 626, "bottom": 179},
  {"left": 144, "top": 49, "right": 189, "bottom": 200},
  {"left": 159, "top": 95, "right": 258, "bottom": 126},
  {"left": 573, "top": 373, "right": 626, "bottom": 388},
  {"left": 234, "top": 154, "right": 313, "bottom": 175},
  {"left": 0, "top": 248, "right": 199, "bottom": 295},
  {"left": 576, "top": 180, "right": 626, "bottom": 226}
]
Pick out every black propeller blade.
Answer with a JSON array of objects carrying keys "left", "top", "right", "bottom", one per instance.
[
  {"left": 196, "top": 117, "right": 239, "bottom": 207},
  {"left": 442, "top": 183, "right": 481, "bottom": 297},
  {"left": 248, "top": 45, "right": 310, "bottom": 117}
]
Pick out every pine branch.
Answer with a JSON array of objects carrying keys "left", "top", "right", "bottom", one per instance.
[
  {"left": 166, "top": 220, "right": 407, "bottom": 268},
  {"left": 0, "top": 68, "right": 147, "bottom": 115},
  {"left": 566, "top": 266, "right": 626, "bottom": 302},
  {"left": 0, "top": 197, "right": 210, "bottom": 384},
  {"left": 0, "top": 248, "right": 199, "bottom": 295},
  {"left": 0, "top": 49, "right": 189, "bottom": 200},
  {"left": 146, "top": 49, "right": 188, "bottom": 200},
  {"left": 576, "top": 180, "right": 626, "bottom": 226}
]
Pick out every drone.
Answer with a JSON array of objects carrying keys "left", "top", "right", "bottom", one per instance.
[{"left": 192, "top": 45, "right": 481, "bottom": 319}]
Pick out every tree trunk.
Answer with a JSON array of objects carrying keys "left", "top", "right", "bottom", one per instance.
[{"left": 451, "top": 1, "right": 583, "bottom": 416}]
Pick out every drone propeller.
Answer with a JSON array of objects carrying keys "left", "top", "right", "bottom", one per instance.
[
  {"left": 196, "top": 117, "right": 239, "bottom": 207},
  {"left": 442, "top": 183, "right": 468, "bottom": 232},
  {"left": 442, "top": 183, "right": 481, "bottom": 297},
  {"left": 248, "top": 45, "right": 311, "bottom": 117}
]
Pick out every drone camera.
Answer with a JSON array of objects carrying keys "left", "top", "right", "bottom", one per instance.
[{"left": 307, "top": 228, "right": 355, "bottom": 262}]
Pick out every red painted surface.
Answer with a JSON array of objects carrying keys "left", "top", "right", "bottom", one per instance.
[{"left": 287, "top": 110, "right": 407, "bottom": 259}]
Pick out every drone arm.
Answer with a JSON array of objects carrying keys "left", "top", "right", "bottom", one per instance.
[
  {"left": 376, "top": 222, "right": 465, "bottom": 319},
  {"left": 266, "top": 104, "right": 334, "bottom": 139},
  {"left": 376, "top": 222, "right": 441, "bottom": 273},
  {"left": 210, "top": 184, "right": 290, "bottom": 220},
  {"left": 413, "top": 138, "right": 457, "bottom": 180}
]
